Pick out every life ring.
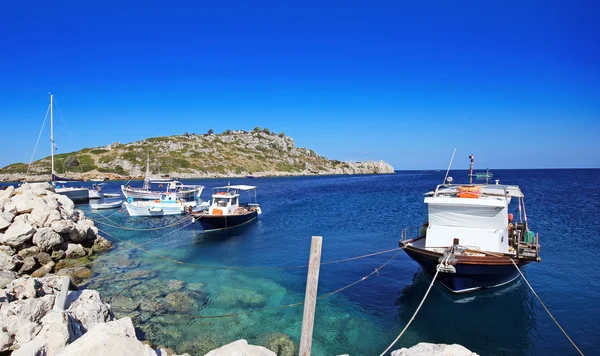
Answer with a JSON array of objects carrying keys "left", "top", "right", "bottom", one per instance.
[
  {"left": 154, "top": 200, "right": 160, "bottom": 203},
  {"left": 457, "top": 186, "right": 480, "bottom": 193}
]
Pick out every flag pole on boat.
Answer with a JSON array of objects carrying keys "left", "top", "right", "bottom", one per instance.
[{"left": 468, "top": 153, "right": 475, "bottom": 184}]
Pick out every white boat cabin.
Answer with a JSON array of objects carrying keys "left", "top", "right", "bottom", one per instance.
[
  {"left": 208, "top": 185, "right": 260, "bottom": 216},
  {"left": 424, "top": 183, "right": 525, "bottom": 254}
]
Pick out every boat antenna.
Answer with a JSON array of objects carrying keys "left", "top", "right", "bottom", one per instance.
[
  {"left": 468, "top": 153, "right": 475, "bottom": 184},
  {"left": 443, "top": 148, "right": 457, "bottom": 185}
]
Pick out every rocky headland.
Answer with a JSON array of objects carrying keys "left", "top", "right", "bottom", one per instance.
[{"left": 0, "top": 129, "right": 394, "bottom": 182}]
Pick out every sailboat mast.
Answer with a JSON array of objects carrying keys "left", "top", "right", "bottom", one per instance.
[{"left": 50, "top": 93, "right": 55, "bottom": 181}]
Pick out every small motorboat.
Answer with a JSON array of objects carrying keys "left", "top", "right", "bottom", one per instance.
[
  {"left": 89, "top": 200, "right": 124, "bottom": 210},
  {"left": 399, "top": 154, "right": 541, "bottom": 293},
  {"left": 190, "top": 185, "right": 261, "bottom": 232},
  {"left": 124, "top": 192, "right": 200, "bottom": 217}
]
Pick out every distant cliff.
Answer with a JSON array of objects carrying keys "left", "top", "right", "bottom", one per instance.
[{"left": 0, "top": 129, "right": 394, "bottom": 181}]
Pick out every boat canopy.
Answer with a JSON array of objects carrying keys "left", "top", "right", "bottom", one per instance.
[{"left": 213, "top": 185, "right": 257, "bottom": 191}]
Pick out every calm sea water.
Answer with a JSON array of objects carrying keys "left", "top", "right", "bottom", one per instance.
[{"left": 73, "top": 169, "right": 599, "bottom": 355}]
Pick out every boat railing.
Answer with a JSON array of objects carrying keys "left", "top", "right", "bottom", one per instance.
[{"left": 400, "top": 225, "right": 426, "bottom": 242}]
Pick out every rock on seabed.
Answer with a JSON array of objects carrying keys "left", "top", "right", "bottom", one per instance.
[{"left": 391, "top": 342, "right": 479, "bottom": 356}]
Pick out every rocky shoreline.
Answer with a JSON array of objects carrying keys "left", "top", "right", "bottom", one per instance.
[{"left": 0, "top": 160, "right": 395, "bottom": 183}]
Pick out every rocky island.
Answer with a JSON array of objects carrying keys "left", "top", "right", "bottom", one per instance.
[{"left": 0, "top": 129, "right": 394, "bottom": 182}]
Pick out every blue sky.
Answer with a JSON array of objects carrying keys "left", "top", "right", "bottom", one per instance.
[{"left": 1, "top": 0, "right": 598, "bottom": 170}]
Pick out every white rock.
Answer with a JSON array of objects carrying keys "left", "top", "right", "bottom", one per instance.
[
  {"left": 29, "top": 198, "right": 53, "bottom": 228},
  {"left": 66, "top": 289, "right": 113, "bottom": 332},
  {"left": 37, "top": 275, "right": 70, "bottom": 296},
  {"left": 33, "top": 227, "right": 64, "bottom": 252},
  {"left": 55, "top": 195, "right": 75, "bottom": 219},
  {"left": 0, "top": 185, "right": 15, "bottom": 205},
  {"left": 44, "top": 209, "right": 62, "bottom": 228},
  {"left": 55, "top": 317, "right": 157, "bottom": 356},
  {"left": 0, "top": 270, "right": 19, "bottom": 288},
  {"left": 10, "top": 319, "right": 42, "bottom": 350},
  {"left": 391, "top": 343, "right": 479, "bottom": 356},
  {"left": 0, "top": 251, "right": 18, "bottom": 271},
  {"left": 12, "top": 192, "right": 46, "bottom": 214},
  {"left": 14, "top": 310, "right": 83, "bottom": 356},
  {"left": 65, "top": 243, "right": 86, "bottom": 259},
  {"left": 51, "top": 220, "right": 75, "bottom": 234},
  {"left": 1, "top": 220, "right": 36, "bottom": 248},
  {"left": 0, "top": 215, "right": 10, "bottom": 230},
  {"left": 0, "top": 295, "right": 55, "bottom": 323},
  {"left": 4, "top": 276, "right": 40, "bottom": 300},
  {"left": 3, "top": 201, "right": 17, "bottom": 223},
  {"left": 205, "top": 339, "right": 276, "bottom": 356}
]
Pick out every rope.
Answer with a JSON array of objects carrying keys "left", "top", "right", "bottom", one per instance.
[
  {"left": 511, "top": 259, "right": 584, "bottom": 356},
  {"left": 63, "top": 221, "right": 195, "bottom": 271},
  {"left": 91, "top": 214, "right": 191, "bottom": 231},
  {"left": 379, "top": 255, "right": 446, "bottom": 355},
  {"left": 174, "top": 250, "right": 403, "bottom": 319},
  {"left": 98, "top": 227, "right": 402, "bottom": 272}
]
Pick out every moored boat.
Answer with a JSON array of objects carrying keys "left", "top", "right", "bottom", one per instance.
[
  {"left": 124, "top": 192, "right": 201, "bottom": 217},
  {"left": 190, "top": 185, "right": 261, "bottom": 232},
  {"left": 399, "top": 154, "right": 541, "bottom": 293},
  {"left": 121, "top": 157, "right": 203, "bottom": 200},
  {"left": 89, "top": 200, "right": 124, "bottom": 210}
]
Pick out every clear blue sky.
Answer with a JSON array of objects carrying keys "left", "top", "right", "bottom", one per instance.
[{"left": 1, "top": 0, "right": 598, "bottom": 170}]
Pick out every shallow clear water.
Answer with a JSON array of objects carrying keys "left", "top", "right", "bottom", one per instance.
[{"left": 75, "top": 169, "right": 599, "bottom": 355}]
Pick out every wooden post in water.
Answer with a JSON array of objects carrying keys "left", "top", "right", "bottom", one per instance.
[{"left": 299, "top": 236, "right": 323, "bottom": 356}]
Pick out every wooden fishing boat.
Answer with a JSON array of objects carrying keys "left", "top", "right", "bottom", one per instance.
[
  {"left": 399, "top": 154, "right": 541, "bottom": 293},
  {"left": 190, "top": 185, "right": 261, "bottom": 232}
]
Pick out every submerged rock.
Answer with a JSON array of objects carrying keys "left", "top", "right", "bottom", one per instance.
[
  {"left": 165, "top": 292, "right": 200, "bottom": 314},
  {"left": 262, "top": 333, "right": 295, "bottom": 356},
  {"left": 391, "top": 343, "right": 479, "bottom": 356},
  {"left": 205, "top": 339, "right": 276, "bottom": 356}
]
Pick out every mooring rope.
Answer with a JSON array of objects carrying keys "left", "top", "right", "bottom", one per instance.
[
  {"left": 64, "top": 221, "right": 195, "bottom": 271},
  {"left": 173, "top": 250, "right": 403, "bottom": 319},
  {"left": 91, "top": 214, "right": 190, "bottom": 231},
  {"left": 379, "top": 254, "right": 446, "bottom": 355},
  {"left": 98, "top": 227, "right": 402, "bottom": 271},
  {"left": 511, "top": 259, "right": 584, "bottom": 356}
]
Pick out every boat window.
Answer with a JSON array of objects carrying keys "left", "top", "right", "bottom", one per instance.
[
  {"left": 231, "top": 197, "right": 238, "bottom": 205},
  {"left": 215, "top": 198, "right": 229, "bottom": 207}
]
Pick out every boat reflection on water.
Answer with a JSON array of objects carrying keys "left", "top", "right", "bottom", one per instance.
[
  {"left": 394, "top": 270, "right": 538, "bottom": 356},
  {"left": 192, "top": 219, "right": 260, "bottom": 243}
]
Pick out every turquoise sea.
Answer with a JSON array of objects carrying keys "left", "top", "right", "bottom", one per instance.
[{"left": 72, "top": 169, "right": 599, "bottom": 355}]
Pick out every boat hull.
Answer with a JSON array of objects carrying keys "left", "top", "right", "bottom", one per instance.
[
  {"left": 194, "top": 210, "right": 258, "bottom": 232},
  {"left": 55, "top": 187, "right": 89, "bottom": 202},
  {"left": 124, "top": 202, "right": 193, "bottom": 217},
  {"left": 121, "top": 186, "right": 201, "bottom": 200},
  {"left": 90, "top": 200, "right": 124, "bottom": 210},
  {"left": 402, "top": 243, "right": 530, "bottom": 293}
]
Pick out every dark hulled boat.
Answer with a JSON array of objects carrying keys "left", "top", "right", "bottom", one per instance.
[
  {"left": 190, "top": 184, "right": 261, "bottom": 232},
  {"left": 399, "top": 155, "right": 541, "bottom": 293}
]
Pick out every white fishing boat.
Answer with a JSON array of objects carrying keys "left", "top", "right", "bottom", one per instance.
[
  {"left": 89, "top": 200, "right": 124, "bottom": 210},
  {"left": 124, "top": 192, "right": 202, "bottom": 217},
  {"left": 399, "top": 153, "right": 541, "bottom": 293},
  {"left": 121, "top": 157, "right": 203, "bottom": 200}
]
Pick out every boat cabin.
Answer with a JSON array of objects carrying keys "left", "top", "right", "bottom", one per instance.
[
  {"left": 424, "top": 183, "right": 525, "bottom": 254},
  {"left": 208, "top": 185, "right": 259, "bottom": 216}
]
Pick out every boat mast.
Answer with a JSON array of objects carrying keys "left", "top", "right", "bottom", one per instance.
[
  {"left": 50, "top": 93, "right": 55, "bottom": 183},
  {"left": 468, "top": 153, "right": 474, "bottom": 184},
  {"left": 143, "top": 155, "right": 151, "bottom": 190}
]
